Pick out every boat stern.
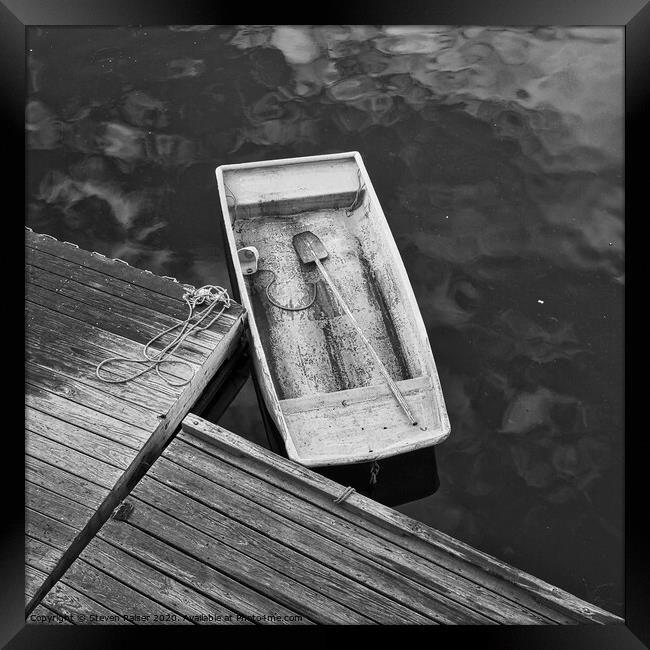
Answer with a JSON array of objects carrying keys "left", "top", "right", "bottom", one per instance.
[{"left": 279, "top": 376, "right": 450, "bottom": 467}]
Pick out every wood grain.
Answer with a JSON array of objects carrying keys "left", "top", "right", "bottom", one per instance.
[
  {"left": 181, "top": 417, "right": 623, "bottom": 625},
  {"left": 162, "top": 439, "right": 545, "bottom": 624},
  {"left": 35, "top": 411, "right": 622, "bottom": 625},
  {"left": 24, "top": 228, "right": 245, "bottom": 614},
  {"left": 81, "top": 536, "right": 248, "bottom": 625},
  {"left": 26, "top": 284, "right": 213, "bottom": 366},
  {"left": 97, "top": 517, "right": 313, "bottom": 624},
  {"left": 27, "top": 302, "right": 200, "bottom": 385},
  {"left": 134, "top": 471, "right": 435, "bottom": 624},
  {"left": 27, "top": 246, "right": 239, "bottom": 327},
  {"left": 152, "top": 446, "right": 484, "bottom": 623}
]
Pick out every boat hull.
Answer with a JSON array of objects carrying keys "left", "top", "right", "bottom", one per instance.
[{"left": 216, "top": 152, "right": 450, "bottom": 467}]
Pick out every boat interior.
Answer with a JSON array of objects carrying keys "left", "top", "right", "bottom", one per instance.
[{"left": 221, "top": 157, "right": 427, "bottom": 399}]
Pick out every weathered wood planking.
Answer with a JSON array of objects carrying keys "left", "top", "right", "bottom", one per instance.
[
  {"left": 182, "top": 417, "right": 623, "bottom": 624},
  {"left": 39, "top": 415, "right": 623, "bottom": 625},
  {"left": 24, "top": 229, "right": 246, "bottom": 614}
]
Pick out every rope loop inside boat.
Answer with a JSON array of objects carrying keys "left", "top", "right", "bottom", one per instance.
[
  {"left": 256, "top": 269, "right": 318, "bottom": 312},
  {"left": 95, "top": 285, "right": 232, "bottom": 387}
]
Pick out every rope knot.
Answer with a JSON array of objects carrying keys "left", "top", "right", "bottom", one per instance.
[{"left": 184, "top": 285, "right": 232, "bottom": 308}]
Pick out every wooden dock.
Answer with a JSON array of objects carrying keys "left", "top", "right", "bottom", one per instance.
[
  {"left": 26, "top": 415, "right": 622, "bottom": 625},
  {"left": 24, "top": 228, "right": 623, "bottom": 626},
  {"left": 25, "top": 229, "right": 246, "bottom": 613}
]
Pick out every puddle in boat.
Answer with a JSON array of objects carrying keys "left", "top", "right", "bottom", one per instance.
[{"left": 26, "top": 25, "right": 624, "bottom": 614}]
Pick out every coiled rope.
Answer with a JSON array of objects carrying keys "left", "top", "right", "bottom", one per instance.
[
  {"left": 95, "top": 285, "right": 232, "bottom": 387},
  {"left": 256, "top": 268, "right": 318, "bottom": 312}
]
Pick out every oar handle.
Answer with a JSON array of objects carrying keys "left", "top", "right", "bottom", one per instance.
[{"left": 312, "top": 255, "right": 417, "bottom": 425}]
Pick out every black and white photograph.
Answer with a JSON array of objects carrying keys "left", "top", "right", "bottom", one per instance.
[{"left": 3, "top": 2, "right": 644, "bottom": 644}]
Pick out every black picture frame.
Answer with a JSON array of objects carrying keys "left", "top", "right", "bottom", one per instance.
[{"left": 4, "top": 1, "right": 643, "bottom": 646}]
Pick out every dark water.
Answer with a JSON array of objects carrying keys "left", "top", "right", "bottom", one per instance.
[{"left": 26, "top": 26, "right": 624, "bottom": 614}]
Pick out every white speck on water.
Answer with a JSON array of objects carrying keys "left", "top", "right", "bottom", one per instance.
[
  {"left": 537, "top": 299, "right": 544, "bottom": 304},
  {"left": 445, "top": 215, "right": 449, "bottom": 219}
]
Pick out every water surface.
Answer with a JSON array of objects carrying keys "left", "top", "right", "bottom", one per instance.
[{"left": 26, "top": 25, "right": 624, "bottom": 614}]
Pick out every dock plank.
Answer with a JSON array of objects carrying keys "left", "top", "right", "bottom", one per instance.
[
  {"left": 26, "top": 408, "right": 135, "bottom": 470},
  {"left": 27, "top": 245, "right": 240, "bottom": 329},
  {"left": 26, "top": 564, "right": 122, "bottom": 624},
  {"left": 26, "top": 384, "right": 150, "bottom": 448},
  {"left": 96, "top": 520, "right": 308, "bottom": 625},
  {"left": 145, "top": 458, "right": 481, "bottom": 624},
  {"left": 27, "top": 303, "right": 200, "bottom": 384},
  {"left": 178, "top": 422, "right": 577, "bottom": 623},
  {"left": 26, "top": 433, "right": 125, "bottom": 489},
  {"left": 26, "top": 284, "right": 215, "bottom": 366},
  {"left": 160, "top": 440, "right": 536, "bottom": 624},
  {"left": 25, "top": 231, "right": 222, "bottom": 305},
  {"left": 26, "top": 484, "right": 95, "bottom": 532},
  {"left": 26, "top": 263, "right": 222, "bottom": 353},
  {"left": 26, "top": 564, "right": 131, "bottom": 626},
  {"left": 34, "top": 413, "right": 623, "bottom": 625},
  {"left": 80, "top": 536, "right": 248, "bottom": 625},
  {"left": 27, "top": 314, "right": 186, "bottom": 397},
  {"left": 26, "top": 363, "right": 161, "bottom": 432},
  {"left": 132, "top": 474, "right": 435, "bottom": 624},
  {"left": 25, "top": 457, "right": 106, "bottom": 512},
  {"left": 26, "top": 328, "right": 179, "bottom": 415},
  {"left": 118, "top": 498, "right": 370, "bottom": 624},
  {"left": 24, "top": 229, "right": 245, "bottom": 615},
  {"left": 180, "top": 417, "right": 624, "bottom": 625}
]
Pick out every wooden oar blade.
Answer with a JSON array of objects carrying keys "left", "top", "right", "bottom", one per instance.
[{"left": 293, "top": 231, "right": 329, "bottom": 264}]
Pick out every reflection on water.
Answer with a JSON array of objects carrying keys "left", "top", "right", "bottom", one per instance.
[{"left": 26, "top": 25, "right": 623, "bottom": 613}]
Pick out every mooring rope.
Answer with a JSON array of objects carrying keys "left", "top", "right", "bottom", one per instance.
[
  {"left": 95, "top": 285, "right": 232, "bottom": 387},
  {"left": 333, "top": 486, "right": 356, "bottom": 504},
  {"left": 345, "top": 170, "right": 366, "bottom": 217},
  {"left": 370, "top": 460, "right": 381, "bottom": 487}
]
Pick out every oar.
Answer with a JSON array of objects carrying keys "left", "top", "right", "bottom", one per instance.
[{"left": 292, "top": 230, "right": 417, "bottom": 426}]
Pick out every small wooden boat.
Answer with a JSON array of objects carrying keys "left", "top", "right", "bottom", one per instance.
[{"left": 216, "top": 152, "right": 449, "bottom": 467}]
